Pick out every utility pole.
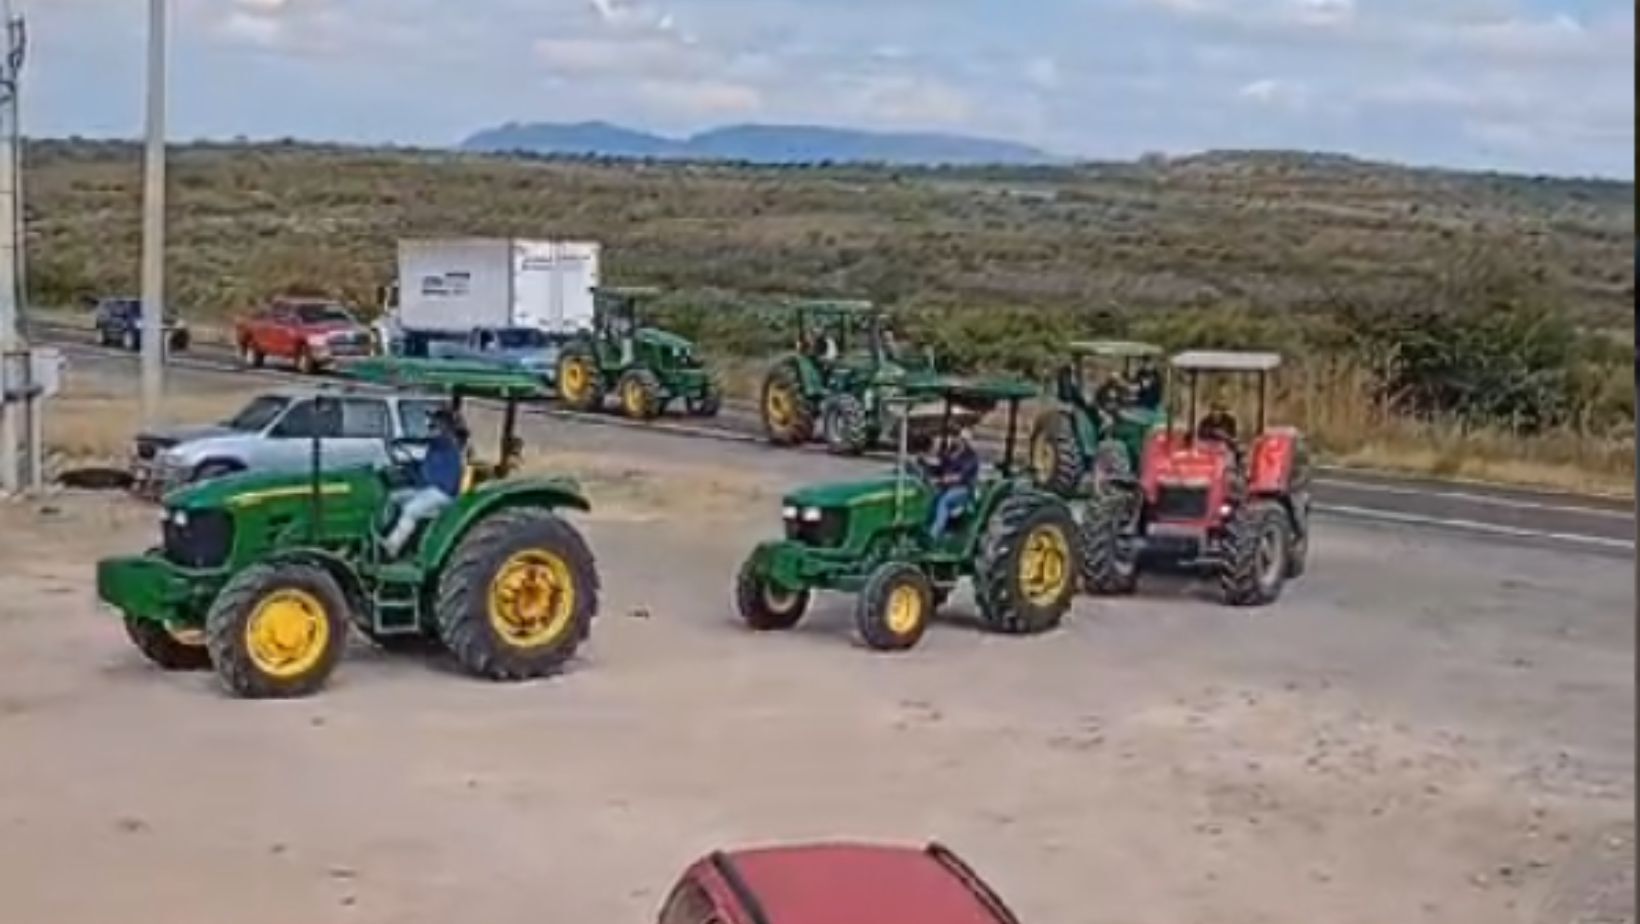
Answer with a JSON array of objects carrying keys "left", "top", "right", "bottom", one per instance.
[
  {"left": 139, "top": 0, "right": 167, "bottom": 426},
  {"left": 0, "top": 0, "right": 23, "bottom": 495}
]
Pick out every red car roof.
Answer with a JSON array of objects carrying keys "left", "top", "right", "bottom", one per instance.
[{"left": 712, "top": 842, "right": 1016, "bottom": 924}]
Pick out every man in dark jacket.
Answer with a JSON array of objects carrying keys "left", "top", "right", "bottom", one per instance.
[
  {"left": 382, "top": 408, "right": 466, "bottom": 558},
  {"left": 926, "top": 427, "right": 980, "bottom": 540}
]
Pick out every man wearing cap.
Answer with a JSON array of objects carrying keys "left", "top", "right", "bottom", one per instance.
[
  {"left": 926, "top": 426, "right": 980, "bottom": 541},
  {"left": 382, "top": 406, "right": 467, "bottom": 558}
]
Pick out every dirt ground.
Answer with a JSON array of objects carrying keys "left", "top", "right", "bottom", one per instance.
[{"left": 1, "top": 407, "right": 1633, "bottom": 924}]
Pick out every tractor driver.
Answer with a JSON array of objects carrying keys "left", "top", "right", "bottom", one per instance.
[
  {"left": 1094, "top": 372, "right": 1129, "bottom": 415},
  {"left": 1197, "top": 401, "right": 1239, "bottom": 446},
  {"left": 925, "top": 427, "right": 981, "bottom": 541},
  {"left": 382, "top": 407, "right": 467, "bottom": 558},
  {"left": 1132, "top": 358, "right": 1163, "bottom": 410}
]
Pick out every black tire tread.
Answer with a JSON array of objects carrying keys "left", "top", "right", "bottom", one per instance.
[
  {"left": 1218, "top": 500, "right": 1290, "bottom": 606},
  {"left": 124, "top": 616, "right": 212, "bottom": 671},
  {"left": 761, "top": 362, "right": 816, "bottom": 445},
  {"left": 974, "top": 494, "right": 1080, "bottom": 635},
  {"left": 435, "top": 508, "right": 599, "bottom": 681},
  {"left": 823, "top": 394, "right": 872, "bottom": 455},
  {"left": 734, "top": 555, "right": 810, "bottom": 630},
  {"left": 618, "top": 368, "right": 663, "bottom": 420},
  {"left": 556, "top": 344, "right": 606, "bottom": 412},
  {"left": 855, "top": 562, "right": 932, "bottom": 651},
  {"left": 204, "top": 562, "right": 349, "bottom": 699},
  {"left": 1029, "top": 411, "right": 1085, "bottom": 496},
  {"left": 1079, "top": 494, "right": 1140, "bottom": 595}
]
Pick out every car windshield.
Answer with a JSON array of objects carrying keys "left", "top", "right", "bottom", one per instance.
[
  {"left": 398, "top": 399, "right": 449, "bottom": 440},
  {"left": 293, "top": 302, "right": 355, "bottom": 325},
  {"left": 223, "top": 395, "right": 291, "bottom": 431},
  {"left": 495, "top": 329, "right": 549, "bottom": 349}
]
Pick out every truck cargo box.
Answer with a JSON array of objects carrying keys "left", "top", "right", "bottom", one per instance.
[{"left": 396, "top": 238, "right": 599, "bottom": 334}]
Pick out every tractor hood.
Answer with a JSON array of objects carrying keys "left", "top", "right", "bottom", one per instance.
[
  {"left": 162, "top": 464, "right": 377, "bottom": 511},
  {"left": 784, "top": 475, "right": 927, "bottom": 511},
  {"left": 636, "top": 327, "right": 695, "bottom": 353}
]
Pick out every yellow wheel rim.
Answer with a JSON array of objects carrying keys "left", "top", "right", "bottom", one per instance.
[
  {"left": 487, "top": 549, "right": 576, "bottom": 649},
  {"left": 244, "top": 589, "right": 331, "bottom": 679},
  {"left": 561, "top": 360, "right": 589, "bottom": 400},
  {"left": 1030, "top": 432, "right": 1054, "bottom": 478},
  {"left": 623, "top": 380, "right": 645, "bottom": 415},
  {"left": 884, "top": 584, "right": 923, "bottom": 635},
  {"left": 766, "top": 385, "right": 794, "bottom": 429},
  {"left": 1019, "top": 526, "right": 1071, "bottom": 606}
]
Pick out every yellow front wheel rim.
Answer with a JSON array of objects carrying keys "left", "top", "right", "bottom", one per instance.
[
  {"left": 488, "top": 550, "right": 576, "bottom": 649},
  {"left": 244, "top": 590, "right": 331, "bottom": 678},
  {"left": 1019, "top": 526, "right": 1071, "bottom": 605},
  {"left": 624, "top": 381, "right": 645, "bottom": 415},
  {"left": 884, "top": 584, "right": 923, "bottom": 635}
]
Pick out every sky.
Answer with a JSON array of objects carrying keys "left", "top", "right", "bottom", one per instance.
[{"left": 23, "top": 0, "right": 1638, "bottom": 178}]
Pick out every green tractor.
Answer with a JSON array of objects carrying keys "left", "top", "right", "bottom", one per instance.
[
  {"left": 758, "top": 300, "right": 970, "bottom": 456},
  {"left": 735, "top": 378, "right": 1082, "bottom": 652},
  {"left": 96, "top": 372, "right": 601, "bottom": 699},
  {"left": 555, "top": 286, "right": 721, "bottom": 420},
  {"left": 1027, "top": 340, "right": 1166, "bottom": 498}
]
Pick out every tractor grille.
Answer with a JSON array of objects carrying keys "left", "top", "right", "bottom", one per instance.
[
  {"left": 1153, "top": 484, "right": 1211, "bottom": 521},
  {"left": 785, "top": 509, "right": 849, "bottom": 547},
  {"left": 163, "top": 510, "right": 234, "bottom": 569}
]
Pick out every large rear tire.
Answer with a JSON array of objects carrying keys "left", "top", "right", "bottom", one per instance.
[
  {"left": 734, "top": 555, "right": 810, "bottom": 631},
  {"left": 617, "top": 368, "right": 663, "bottom": 420},
  {"left": 436, "top": 509, "right": 599, "bottom": 681},
  {"left": 205, "top": 562, "right": 349, "bottom": 699},
  {"left": 855, "top": 562, "right": 932, "bottom": 651},
  {"left": 556, "top": 345, "right": 605, "bottom": 412},
  {"left": 1218, "top": 500, "right": 1290, "bottom": 606},
  {"left": 821, "top": 394, "right": 872, "bottom": 456},
  {"left": 1079, "top": 494, "right": 1140, "bottom": 595},
  {"left": 761, "top": 362, "right": 815, "bottom": 446},
  {"left": 975, "top": 495, "right": 1080, "bottom": 635},
  {"left": 124, "top": 617, "right": 211, "bottom": 671},
  {"left": 1027, "top": 410, "right": 1084, "bottom": 496}
]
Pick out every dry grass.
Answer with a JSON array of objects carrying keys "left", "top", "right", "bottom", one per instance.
[{"left": 43, "top": 382, "right": 258, "bottom": 470}]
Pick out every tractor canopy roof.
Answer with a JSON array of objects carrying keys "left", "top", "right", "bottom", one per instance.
[
  {"left": 791, "top": 298, "right": 879, "bottom": 316},
  {"left": 706, "top": 842, "right": 1017, "bottom": 924},
  {"left": 1170, "top": 350, "right": 1283, "bottom": 372},
  {"left": 896, "top": 376, "right": 1039, "bottom": 407},
  {"left": 1068, "top": 339, "right": 1164, "bottom": 358}
]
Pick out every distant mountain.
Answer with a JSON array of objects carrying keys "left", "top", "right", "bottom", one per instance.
[{"left": 460, "top": 120, "right": 1060, "bottom": 166}]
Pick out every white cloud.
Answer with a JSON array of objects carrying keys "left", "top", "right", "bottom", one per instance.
[
  {"left": 1238, "top": 77, "right": 1311, "bottom": 110},
  {"left": 1025, "top": 56, "right": 1061, "bottom": 90}
]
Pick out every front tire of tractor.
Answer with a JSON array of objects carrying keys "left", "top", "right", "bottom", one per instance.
[
  {"left": 556, "top": 346, "right": 605, "bottom": 412},
  {"left": 1218, "top": 501, "right": 1291, "bottom": 606},
  {"left": 734, "top": 555, "right": 810, "bottom": 631},
  {"left": 1285, "top": 500, "right": 1311, "bottom": 579},
  {"left": 821, "top": 394, "right": 871, "bottom": 456},
  {"left": 1087, "top": 439, "right": 1135, "bottom": 499},
  {"left": 617, "top": 369, "right": 663, "bottom": 420},
  {"left": 1079, "top": 494, "right": 1140, "bottom": 595},
  {"left": 761, "top": 363, "right": 815, "bottom": 446},
  {"left": 855, "top": 562, "right": 933, "bottom": 652},
  {"left": 436, "top": 509, "right": 599, "bottom": 681},
  {"left": 975, "top": 495, "right": 1080, "bottom": 635},
  {"left": 205, "top": 562, "right": 349, "bottom": 699},
  {"left": 1028, "top": 411, "right": 1084, "bottom": 496},
  {"left": 687, "top": 383, "right": 722, "bottom": 418},
  {"left": 124, "top": 617, "right": 212, "bottom": 671}
]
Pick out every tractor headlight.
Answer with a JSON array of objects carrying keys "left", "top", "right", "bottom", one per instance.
[
  {"left": 801, "top": 507, "right": 823, "bottom": 523},
  {"left": 781, "top": 505, "right": 798, "bottom": 520},
  {"left": 169, "top": 509, "right": 189, "bottom": 528}
]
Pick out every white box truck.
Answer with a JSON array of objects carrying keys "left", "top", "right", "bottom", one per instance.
[{"left": 379, "top": 238, "right": 601, "bottom": 381}]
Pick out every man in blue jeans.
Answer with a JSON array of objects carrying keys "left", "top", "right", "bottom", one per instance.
[
  {"left": 382, "top": 408, "right": 466, "bottom": 558},
  {"left": 926, "top": 427, "right": 980, "bottom": 541}
]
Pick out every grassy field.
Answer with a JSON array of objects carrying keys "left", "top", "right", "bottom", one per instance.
[{"left": 22, "top": 139, "right": 1637, "bottom": 492}]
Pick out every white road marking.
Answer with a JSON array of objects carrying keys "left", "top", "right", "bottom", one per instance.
[
  {"left": 1317, "top": 503, "right": 1635, "bottom": 552},
  {"left": 1316, "top": 477, "right": 1632, "bottom": 520}
]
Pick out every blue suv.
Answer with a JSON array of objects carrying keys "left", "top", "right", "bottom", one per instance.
[{"left": 93, "top": 297, "right": 191, "bottom": 352}]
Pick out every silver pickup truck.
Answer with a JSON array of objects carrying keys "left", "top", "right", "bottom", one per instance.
[{"left": 131, "top": 386, "right": 449, "bottom": 497}]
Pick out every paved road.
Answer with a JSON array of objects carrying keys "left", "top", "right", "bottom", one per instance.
[{"left": 30, "top": 320, "right": 1634, "bottom": 555}]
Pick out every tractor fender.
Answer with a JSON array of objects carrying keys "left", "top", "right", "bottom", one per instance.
[
  {"left": 774, "top": 353, "right": 824, "bottom": 398},
  {"left": 1247, "top": 428, "right": 1302, "bottom": 496},
  {"left": 419, "top": 478, "right": 592, "bottom": 572},
  {"left": 257, "top": 547, "right": 370, "bottom": 617}
]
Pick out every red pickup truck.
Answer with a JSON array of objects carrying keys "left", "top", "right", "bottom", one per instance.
[{"left": 235, "top": 297, "right": 375, "bottom": 374}]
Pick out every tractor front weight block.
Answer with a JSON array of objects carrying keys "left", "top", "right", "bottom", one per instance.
[{"left": 97, "top": 553, "right": 223, "bottom": 625}]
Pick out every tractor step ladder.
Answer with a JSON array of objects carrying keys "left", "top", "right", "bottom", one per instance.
[{"left": 371, "top": 562, "right": 424, "bottom": 634}]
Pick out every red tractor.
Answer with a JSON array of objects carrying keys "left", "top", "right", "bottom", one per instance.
[
  {"left": 1079, "top": 350, "right": 1312, "bottom": 605},
  {"left": 658, "top": 841, "right": 1020, "bottom": 924}
]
